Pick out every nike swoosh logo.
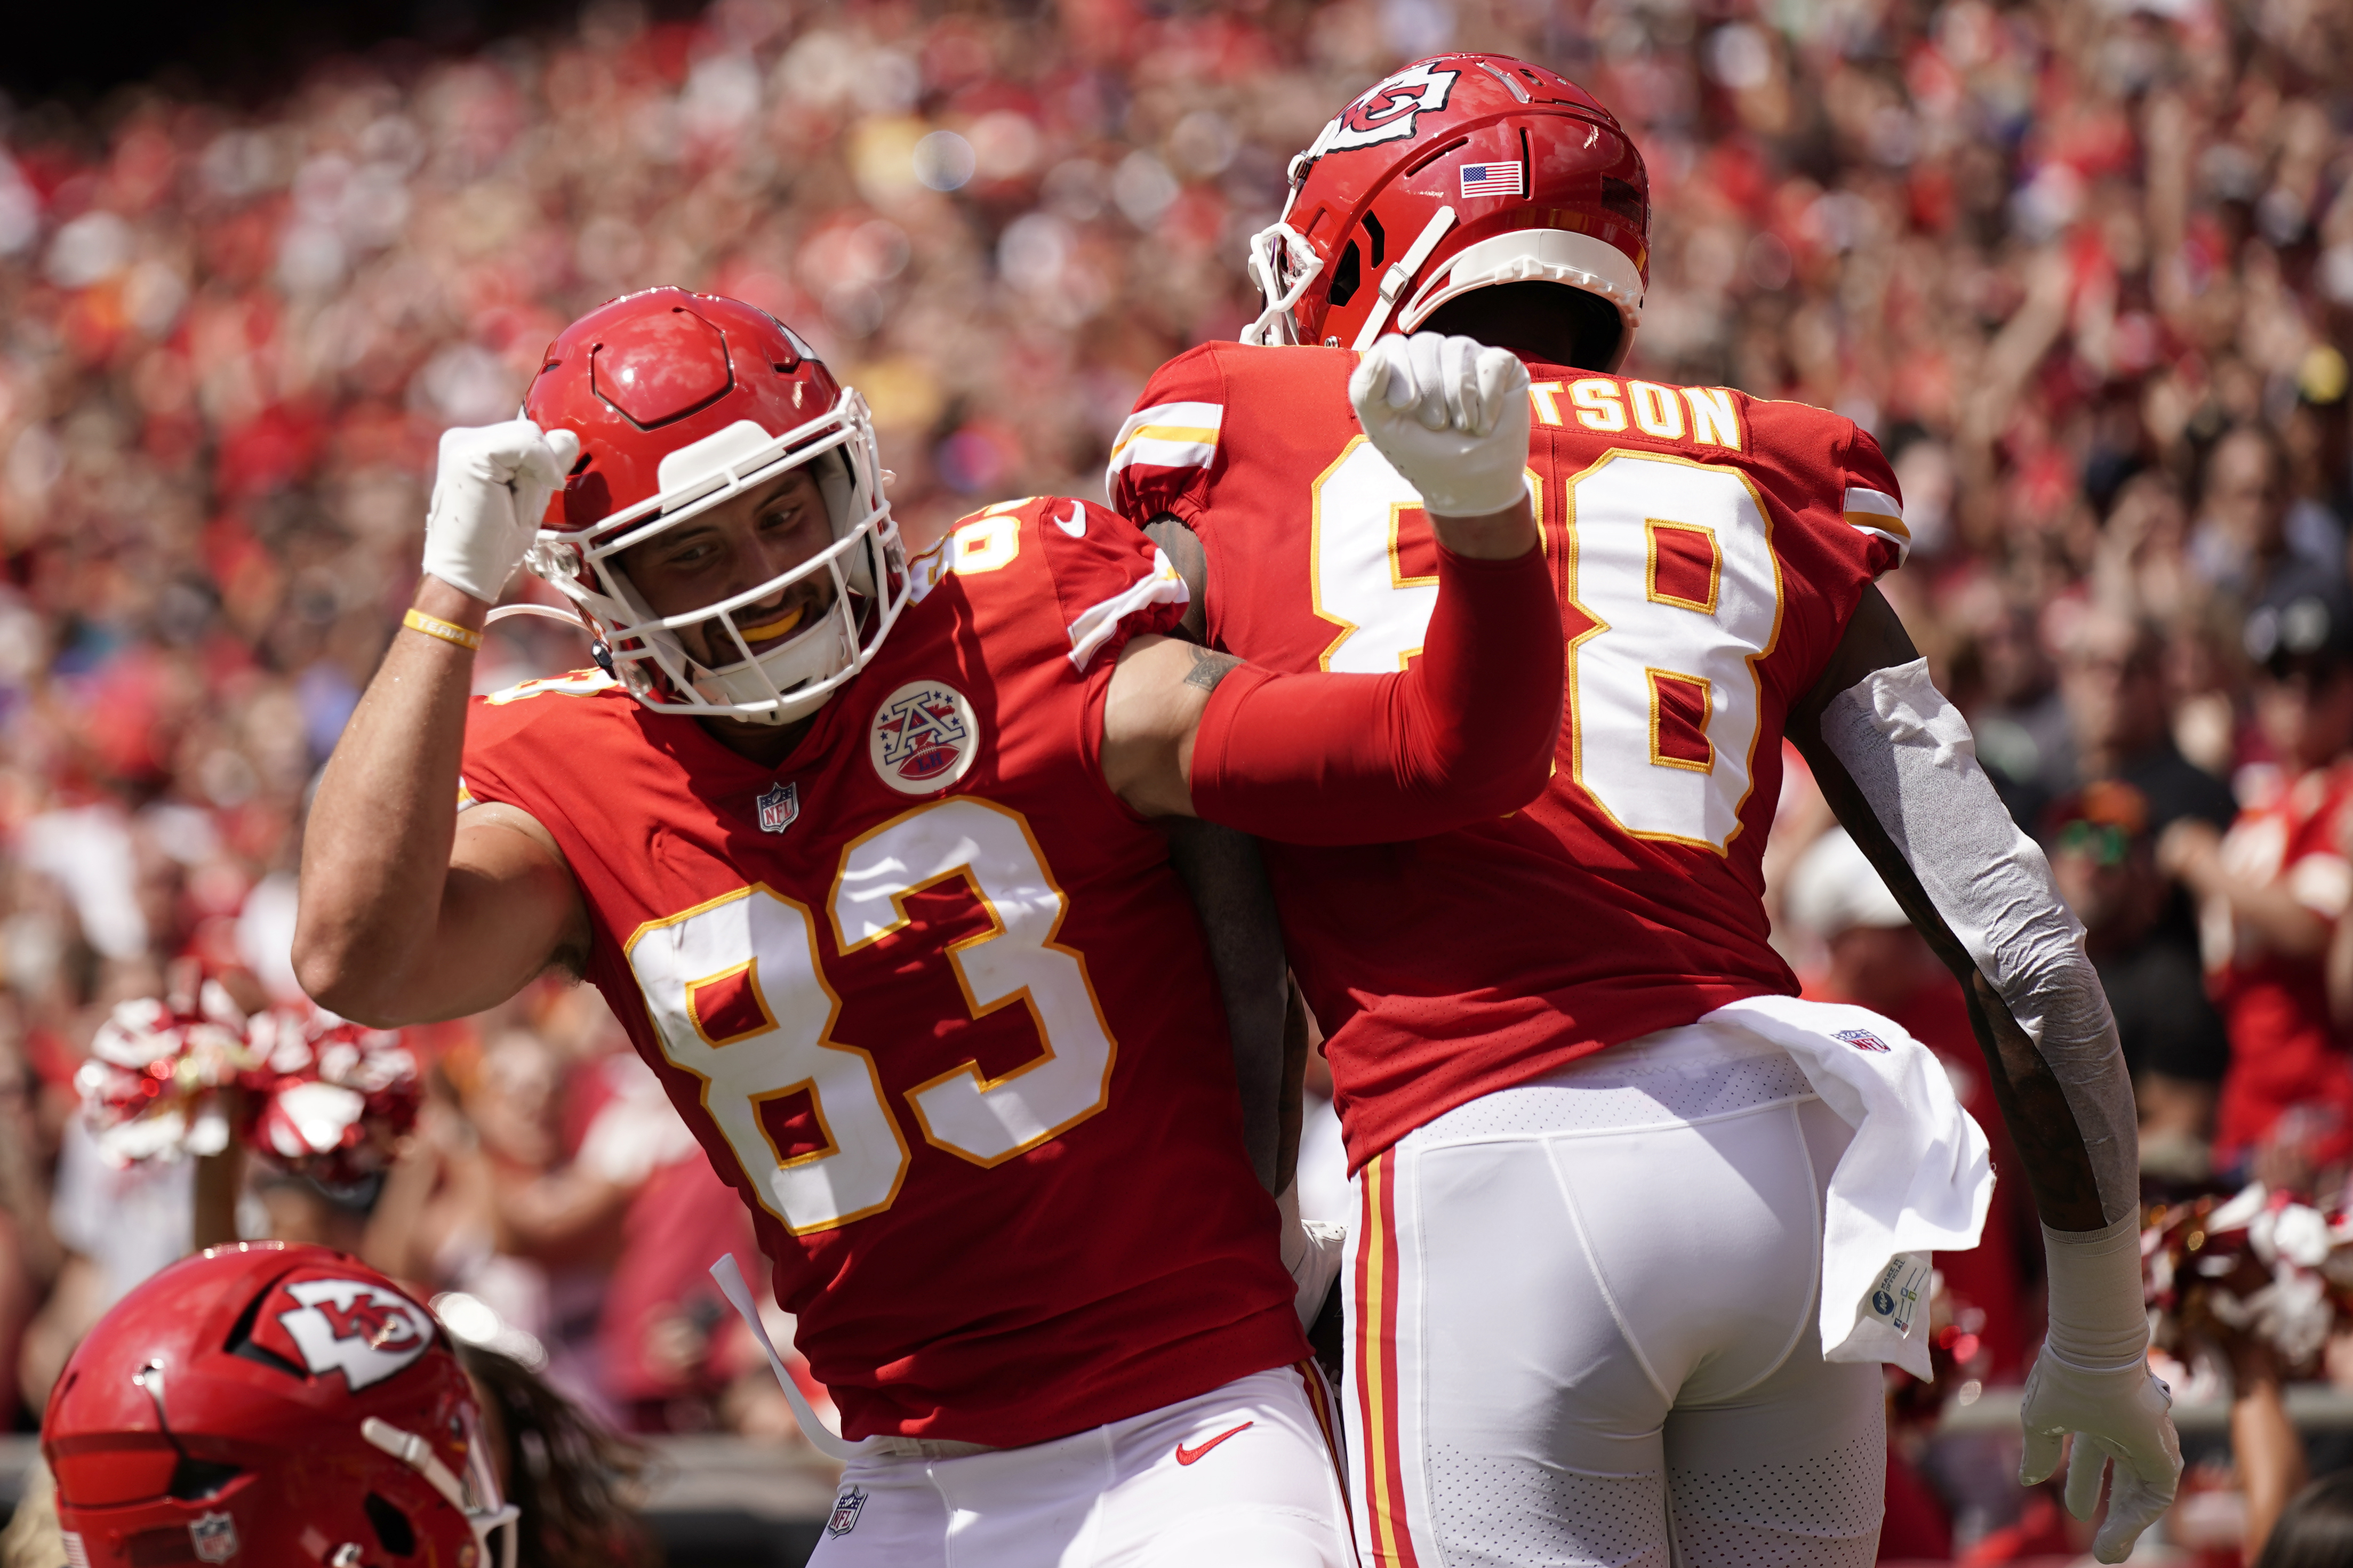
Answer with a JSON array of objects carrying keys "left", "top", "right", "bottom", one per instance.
[
  {"left": 1055, "top": 502, "right": 1086, "bottom": 537},
  {"left": 1175, "top": 1420, "right": 1253, "bottom": 1465}
]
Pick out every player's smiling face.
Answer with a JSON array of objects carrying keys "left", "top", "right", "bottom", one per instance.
[{"left": 619, "top": 465, "right": 837, "bottom": 667}]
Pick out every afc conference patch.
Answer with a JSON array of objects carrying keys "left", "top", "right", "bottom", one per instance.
[
  {"left": 869, "top": 679, "right": 980, "bottom": 795},
  {"left": 1834, "top": 1027, "right": 1892, "bottom": 1054},
  {"left": 756, "top": 781, "right": 799, "bottom": 834},
  {"left": 827, "top": 1485, "right": 868, "bottom": 1538}
]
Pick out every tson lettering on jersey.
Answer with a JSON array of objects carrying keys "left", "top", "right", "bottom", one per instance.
[{"left": 1530, "top": 377, "right": 1746, "bottom": 452}]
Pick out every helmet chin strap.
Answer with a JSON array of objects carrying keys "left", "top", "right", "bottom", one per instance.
[
  {"left": 362, "top": 1417, "right": 520, "bottom": 1568},
  {"left": 1349, "top": 205, "right": 1459, "bottom": 350}
]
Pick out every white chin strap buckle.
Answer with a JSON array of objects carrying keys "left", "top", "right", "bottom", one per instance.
[{"left": 1348, "top": 206, "right": 1460, "bottom": 350}]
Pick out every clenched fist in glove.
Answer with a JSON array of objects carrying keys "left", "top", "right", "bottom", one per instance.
[
  {"left": 421, "top": 419, "right": 582, "bottom": 604},
  {"left": 2019, "top": 1216, "right": 2183, "bottom": 1563},
  {"left": 1348, "top": 332, "right": 1532, "bottom": 518}
]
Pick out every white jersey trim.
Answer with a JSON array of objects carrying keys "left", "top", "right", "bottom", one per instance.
[
  {"left": 1842, "top": 485, "right": 1908, "bottom": 565},
  {"left": 1067, "top": 546, "right": 1190, "bottom": 671},
  {"left": 1106, "top": 400, "right": 1224, "bottom": 489}
]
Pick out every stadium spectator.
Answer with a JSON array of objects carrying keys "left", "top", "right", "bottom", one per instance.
[
  {"left": 2163, "top": 570, "right": 2353, "bottom": 1186},
  {"left": 2255, "top": 1467, "right": 2353, "bottom": 1568},
  {"left": 2192, "top": 424, "right": 2335, "bottom": 603},
  {"left": 2045, "top": 779, "right": 2230, "bottom": 1178}
]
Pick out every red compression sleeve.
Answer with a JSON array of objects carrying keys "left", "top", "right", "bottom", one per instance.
[{"left": 1189, "top": 541, "right": 1563, "bottom": 844}]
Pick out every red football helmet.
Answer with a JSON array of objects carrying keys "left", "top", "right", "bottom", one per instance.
[
  {"left": 44, "top": 1242, "right": 515, "bottom": 1568},
  {"left": 1240, "top": 53, "right": 1650, "bottom": 369},
  {"left": 514, "top": 286, "right": 909, "bottom": 726}
]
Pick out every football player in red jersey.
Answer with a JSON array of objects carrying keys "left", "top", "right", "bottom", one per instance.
[
  {"left": 1113, "top": 54, "right": 2180, "bottom": 1567},
  {"left": 293, "top": 287, "right": 1563, "bottom": 1567}
]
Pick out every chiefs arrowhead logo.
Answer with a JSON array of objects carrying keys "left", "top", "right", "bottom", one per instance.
[
  {"left": 1314, "top": 62, "right": 1459, "bottom": 156},
  {"left": 275, "top": 1278, "right": 435, "bottom": 1390}
]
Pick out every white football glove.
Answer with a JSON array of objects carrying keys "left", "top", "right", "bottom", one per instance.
[
  {"left": 2019, "top": 1217, "right": 2182, "bottom": 1564},
  {"left": 421, "top": 419, "right": 582, "bottom": 604},
  {"left": 1277, "top": 1183, "right": 1347, "bottom": 1332},
  {"left": 1348, "top": 332, "right": 1532, "bottom": 518}
]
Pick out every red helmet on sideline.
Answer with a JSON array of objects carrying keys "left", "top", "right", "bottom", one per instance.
[
  {"left": 44, "top": 1242, "right": 515, "bottom": 1568},
  {"left": 518, "top": 287, "right": 909, "bottom": 726},
  {"left": 1240, "top": 54, "right": 1650, "bottom": 368}
]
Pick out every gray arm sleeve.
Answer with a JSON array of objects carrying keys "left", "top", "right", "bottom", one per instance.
[{"left": 1821, "top": 658, "right": 2140, "bottom": 1226}]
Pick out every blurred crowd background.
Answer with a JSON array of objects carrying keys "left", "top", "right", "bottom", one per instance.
[{"left": 3, "top": 0, "right": 2353, "bottom": 1559}]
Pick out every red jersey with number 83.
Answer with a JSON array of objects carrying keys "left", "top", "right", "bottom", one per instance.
[
  {"left": 1112, "top": 344, "right": 1906, "bottom": 1168},
  {"left": 458, "top": 495, "right": 1306, "bottom": 1445}
]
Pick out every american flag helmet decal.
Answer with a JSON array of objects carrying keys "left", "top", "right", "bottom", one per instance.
[{"left": 1458, "top": 161, "right": 1525, "bottom": 197}]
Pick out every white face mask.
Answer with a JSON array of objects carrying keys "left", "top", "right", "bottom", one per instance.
[
  {"left": 523, "top": 388, "right": 911, "bottom": 727},
  {"left": 359, "top": 1411, "right": 519, "bottom": 1568}
]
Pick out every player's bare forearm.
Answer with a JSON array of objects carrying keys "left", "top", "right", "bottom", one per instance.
[
  {"left": 1140, "top": 516, "right": 1211, "bottom": 644},
  {"left": 1794, "top": 588, "right": 2108, "bottom": 1232},
  {"left": 296, "top": 578, "right": 581, "bottom": 1023}
]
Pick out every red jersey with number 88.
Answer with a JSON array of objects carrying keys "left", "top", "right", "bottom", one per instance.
[
  {"left": 1112, "top": 343, "right": 1906, "bottom": 1169},
  {"left": 458, "top": 496, "right": 1306, "bottom": 1446}
]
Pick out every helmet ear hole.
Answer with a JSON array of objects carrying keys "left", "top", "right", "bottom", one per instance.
[
  {"left": 365, "top": 1492, "right": 417, "bottom": 1556},
  {"left": 1326, "top": 240, "right": 1363, "bottom": 309},
  {"left": 167, "top": 1458, "right": 242, "bottom": 1500}
]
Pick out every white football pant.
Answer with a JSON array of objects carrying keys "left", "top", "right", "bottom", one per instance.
[
  {"left": 809, "top": 1364, "right": 1355, "bottom": 1567},
  {"left": 1343, "top": 1010, "right": 1886, "bottom": 1567}
]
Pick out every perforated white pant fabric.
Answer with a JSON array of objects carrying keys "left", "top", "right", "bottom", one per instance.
[
  {"left": 1341, "top": 1016, "right": 1888, "bottom": 1567},
  {"left": 807, "top": 1366, "right": 1352, "bottom": 1567}
]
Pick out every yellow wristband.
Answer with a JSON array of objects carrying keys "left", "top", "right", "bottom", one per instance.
[{"left": 403, "top": 607, "right": 484, "bottom": 652}]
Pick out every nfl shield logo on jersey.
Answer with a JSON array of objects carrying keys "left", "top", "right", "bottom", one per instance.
[
  {"left": 1834, "top": 1027, "right": 1892, "bottom": 1054},
  {"left": 827, "top": 1486, "right": 867, "bottom": 1538},
  {"left": 869, "top": 679, "right": 980, "bottom": 795},
  {"left": 188, "top": 1512, "right": 238, "bottom": 1563},
  {"left": 757, "top": 781, "right": 799, "bottom": 834}
]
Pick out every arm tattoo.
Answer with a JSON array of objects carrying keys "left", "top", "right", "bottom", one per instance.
[{"left": 1183, "top": 644, "right": 1243, "bottom": 694}]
